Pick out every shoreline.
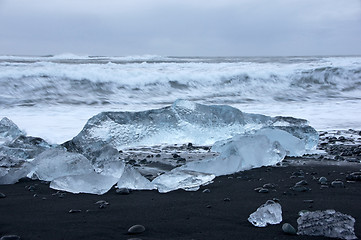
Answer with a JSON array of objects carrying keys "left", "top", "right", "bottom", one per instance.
[{"left": 1, "top": 160, "right": 360, "bottom": 240}]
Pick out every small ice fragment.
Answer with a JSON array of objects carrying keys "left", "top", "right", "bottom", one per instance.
[
  {"left": 297, "top": 209, "right": 357, "bottom": 240},
  {"left": 152, "top": 169, "right": 215, "bottom": 193},
  {"left": 248, "top": 200, "right": 282, "bottom": 227},
  {"left": 50, "top": 172, "right": 118, "bottom": 195},
  {"left": 117, "top": 165, "right": 156, "bottom": 190}
]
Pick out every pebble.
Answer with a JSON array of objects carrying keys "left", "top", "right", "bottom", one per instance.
[
  {"left": 206, "top": 204, "right": 212, "bottom": 208},
  {"left": 202, "top": 189, "right": 211, "bottom": 193},
  {"left": 0, "top": 192, "right": 6, "bottom": 198},
  {"left": 128, "top": 224, "right": 145, "bottom": 234},
  {"left": 68, "top": 209, "right": 82, "bottom": 213},
  {"left": 319, "top": 176, "right": 328, "bottom": 184},
  {"left": 95, "top": 200, "right": 109, "bottom": 209},
  {"left": 303, "top": 200, "right": 314, "bottom": 203},
  {"left": 346, "top": 172, "right": 361, "bottom": 181},
  {"left": 295, "top": 180, "right": 308, "bottom": 186},
  {"left": 0, "top": 235, "right": 21, "bottom": 240},
  {"left": 282, "top": 223, "right": 297, "bottom": 235},
  {"left": 116, "top": 188, "right": 130, "bottom": 195},
  {"left": 258, "top": 188, "right": 269, "bottom": 193},
  {"left": 223, "top": 198, "right": 231, "bottom": 202},
  {"left": 331, "top": 180, "right": 345, "bottom": 188},
  {"left": 262, "top": 183, "right": 275, "bottom": 189},
  {"left": 291, "top": 185, "right": 310, "bottom": 192}
]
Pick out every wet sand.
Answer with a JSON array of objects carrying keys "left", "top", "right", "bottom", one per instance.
[{"left": 1, "top": 161, "right": 360, "bottom": 240}]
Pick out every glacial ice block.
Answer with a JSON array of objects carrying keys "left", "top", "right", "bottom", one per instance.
[
  {"left": 152, "top": 169, "right": 215, "bottom": 193},
  {"left": 0, "top": 117, "right": 25, "bottom": 143},
  {"left": 181, "top": 130, "right": 286, "bottom": 176},
  {"left": 50, "top": 172, "right": 119, "bottom": 195},
  {"left": 30, "top": 149, "right": 94, "bottom": 181},
  {"left": 248, "top": 200, "right": 283, "bottom": 227},
  {"left": 117, "top": 165, "right": 156, "bottom": 190},
  {"left": 65, "top": 100, "right": 318, "bottom": 153},
  {"left": 297, "top": 209, "right": 357, "bottom": 240}
]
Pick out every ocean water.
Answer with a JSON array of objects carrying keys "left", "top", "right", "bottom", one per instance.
[{"left": 0, "top": 54, "right": 360, "bottom": 144}]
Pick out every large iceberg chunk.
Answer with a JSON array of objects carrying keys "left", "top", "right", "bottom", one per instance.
[
  {"left": 65, "top": 100, "right": 318, "bottom": 154},
  {"left": 30, "top": 149, "right": 94, "bottom": 181},
  {"left": 180, "top": 130, "right": 286, "bottom": 176},
  {"left": 297, "top": 209, "right": 357, "bottom": 240},
  {"left": 50, "top": 172, "right": 119, "bottom": 195},
  {"left": 248, "top": 200, "right": 283, "bottom": 227}
]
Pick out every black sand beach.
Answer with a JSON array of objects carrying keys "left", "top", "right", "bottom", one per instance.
[{"left": 1, "top": 160, "right": 360, "bottom": 240}]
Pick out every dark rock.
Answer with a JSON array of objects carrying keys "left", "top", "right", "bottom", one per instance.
[
  {"left": 331, "top": 180, "right": 344, "bottom": 188},
  {"left": 206, "top": 204, "right": 212, "bottom": 208},
  {"left": 258, "top": 188, "right": 269, "bottom": 193},
  {"left": 202, "top": 189, "right": 210, "bottom": 193},
  {"left": 263, "top": 183, "right": 275, "bottom": 189},
  {"left": 223, "top": 198, "right": 231, "bottom": 202},
  {"left": 0, "top": 235, "right": 21, "bottom": 240},
  {"left": 0, "top": 192, "right": 6, "bottom": 198},
  {"left": 318, "top": 176, "right": 328, "bottom": 184},
  {"left": 303, "top": 200, "right": 314, "bottom": 203},
  {"left": 116, "top": 188, "right": 130, "bottom": 195},
  {"left": 291, "top": 185, "right": 310, "bottom": 192},
  {"left": 95, "top": 200, "right": 109, "bottom": 209},
  {"left": 282, "top": 223, "right": 297, "bottom": 235},
  {"left": 69, "top": 209, "right": 82, "bottom": 213},
  {"left": 128, "top": 224, "right": 145, "bottom": 234},
  {"left": 346, "top": 172, "right": 361, "bottom": 181},
  {"left": 295, "top": 180, "right": 308, "bottom": 186}
]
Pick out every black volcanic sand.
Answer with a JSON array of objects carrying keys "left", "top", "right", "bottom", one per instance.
[{"left": 1, "top": 161, "right": 360, "bottom": 240}]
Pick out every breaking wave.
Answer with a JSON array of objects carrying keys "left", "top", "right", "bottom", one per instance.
[{"left": 0, "top": 55, "right": 360, "bottom": 107}]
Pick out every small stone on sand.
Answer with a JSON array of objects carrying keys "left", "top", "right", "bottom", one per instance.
[{"left": 128, "top": 224, "right": 145, "bottom": 234}]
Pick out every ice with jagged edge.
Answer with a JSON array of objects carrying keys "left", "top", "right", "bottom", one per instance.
[
  {"left": 248, "top": 200, "right": 283, "bottom": 227},
  {"left": 29, "top": 148, "right": 94, "bottom": 181},
  {"left": 50, "top": 172, "right": 119, "bottom": 195},
  {"left": 297, "top": 209, "right": 357, "bottom": 240},
  {"left": 179, "top": 129, "right": 287, "bottom": 176},
  {"left": 65, "top": 99, "right": 318, "bottom": 154},
  {"left": 0, "top": 117, "right": 25, "bottom": 144},
  {"left": 117, "top": 165, "right": 156, "bottom": 190}
]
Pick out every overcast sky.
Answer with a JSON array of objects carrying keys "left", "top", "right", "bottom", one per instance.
[{"left": 0, "top": 0, "right": 360, "bottom": 56}]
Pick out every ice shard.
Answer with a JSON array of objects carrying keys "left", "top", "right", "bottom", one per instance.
[
  {"left": 297, "top": 209, "right": 357, "bottom": 240},
  {"left": 30, "top": 149, "right": 94, "bottom": 181},
  {"left": 50, "top": 172, "right": 119, "bottom": 195},
  {"left": 65, "top": 100, "right": 318, "bottom": 154},
  {"left": 117, "top": 165, "right": 156, "bottom": 190},
  {"left": 248, "top": 200, "right": 283, "bottom": 227},
  {"left": 180, "top": 129, "right": 287, "bottom": 176},
  {"left": 0, "top": 117, "right": 25, "bottom": 143},
  {"left": 152, "top": 169, "right": 215, "bottom": 193}
]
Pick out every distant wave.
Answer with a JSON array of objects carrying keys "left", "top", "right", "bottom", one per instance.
[{"left": 0, "top": 56, "right": 360, "bottom": 107}]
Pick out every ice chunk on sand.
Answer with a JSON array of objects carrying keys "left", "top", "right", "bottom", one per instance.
[
  {"left": 152, "top": 169, "right": 215, "bottom": 193},
  {"left": 248, "top": 200, "right": 283, "bottom": 227},
  {"left": 30, "top": 149, "right": 94, "bottom": 181},
  {"left": 254, "top": 128, "right": 306, "bottom": 156},
  {"left": 91, "top": 145, "right": 125, "bottom": 178},
  {"left": 0, "top": 117, "right": 25, "bottom": 143},
  {"left": 297, "top": 209, "right": 357, "bottom": 240},
  {"left": 50, "top": 172, "right": 118, "bottom": 195},
  {"left": 181, "top": 131, "right": 286, "bottom": 176},
  {"left": 65, "top": 100, "right": 317, "bottom": 153},
  {"left": 0, "top": 162, "right": 33, "bottom": 184},
  {"left": 117, "top": 165, "right": 156, "bottom": 190}
]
